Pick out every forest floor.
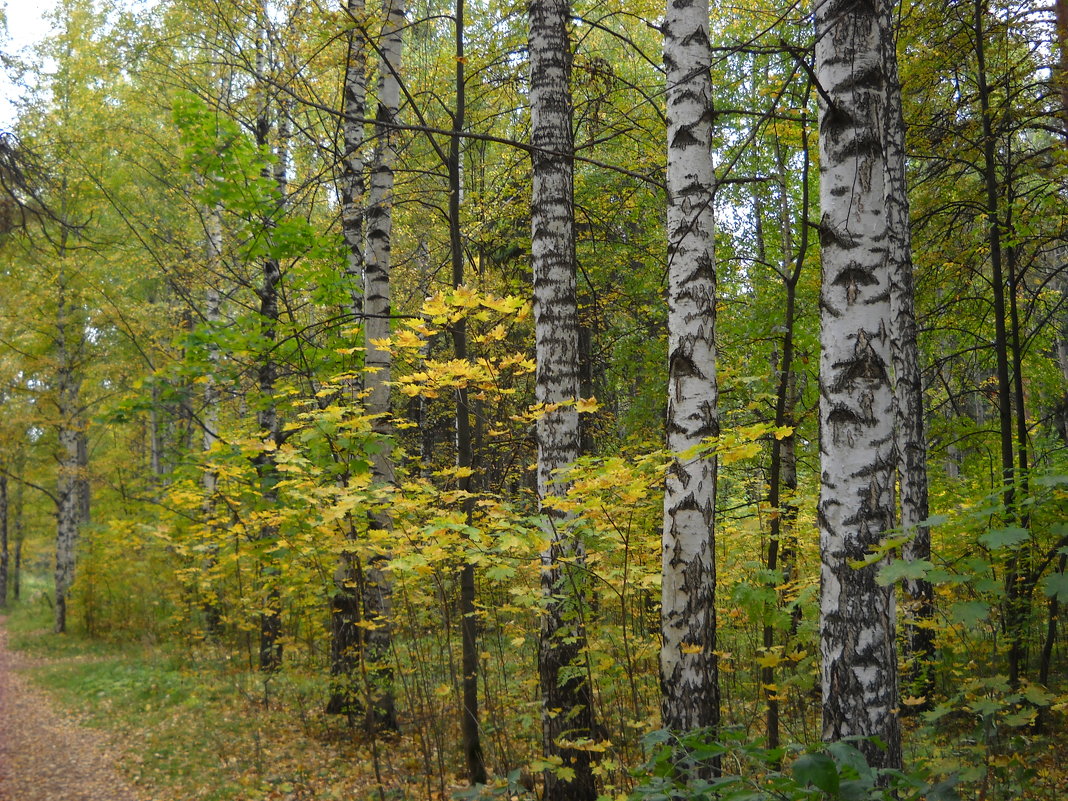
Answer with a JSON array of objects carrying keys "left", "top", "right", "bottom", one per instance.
[
  {"left": 0, "top": 615, "right": 141, "bottom": 801},
  {"left": 0, "top": 598, "right": 463, "bottom": 801}
]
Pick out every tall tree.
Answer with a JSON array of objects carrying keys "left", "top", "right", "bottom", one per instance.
[
  {"left": 253, "top": 19, "right": 289, "bottom": 673},
  {"left": 448, "top": 0, "right": 487, "bottom": 783},
  {"left": 660, "top": 0, "right": 720, "bottom": 743},
  {"left": 529, "top": 0, "right": 595, "bottom": 798},
  {"left": 360, "top": 0, "right": 405, "bottom": 731},
  {"left": 814, "top": 0, "right": 902, "bottom": 769},
  {"left": 54, "top": 240, "right": 86, "bottom": 635},
  {"left": 881, "top": 0, "right": 934, "bottom": 697},
  {"left": 328, "top": 0, "right": 371, "bottom": 718}
]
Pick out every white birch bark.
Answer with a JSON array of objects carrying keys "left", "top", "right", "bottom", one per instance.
[
  {"left": 880, "top": 1, "right": 934, "bottom": 693},
  {"left": 815, "top": 0, "right": 901, "bottom": 768},
  {"left": 360, "top": 0, "right": 405, "bottom": 730},
  {"left": 341, "top": 0, "right": 369, "bottom": 328},
  {"left": 329, "top": 0, "right": 370, "bottom": 714},
  {"left": 199, "top": 202, "right": 224, "bottom": 634},
  {"left": 253, "top": 26, "right": 287, "bottom": 672},
  {"left": 661, "top": 0, "right": 720, "bottom": 735},
  {"left": 530, "top": 0, "right": 595, "bottom": 797},
  {"left": 202, "top": 203, "right": 223, "bottom": 493}
]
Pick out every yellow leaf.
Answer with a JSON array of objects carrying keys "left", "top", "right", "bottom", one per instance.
[{"left": 575, "top": 396, "right": 600, "bottom": 413}]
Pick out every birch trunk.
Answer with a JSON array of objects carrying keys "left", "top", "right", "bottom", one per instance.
[
  {"left": 201, "top": 202, "right": 224, "bottom": 635},
  {"left": 530, "top": 1, "right": 595, "bottom": 797},
  {"left": 815, "top": 0, "right": 901, "bottom": 768},
  {"left": 360, "top": 0, "right": 405, "bottom": 730},
  {"left": 661, "top": 0, "right": 720, "bottom": 739},
  {"left": 341, "top": 0, "right": 369, "bottom": 330},
  {"left": 254, "top": 33, "right": 288, "bottom": 672},
  {"left": 880, "top": 1, "right": 934, "bottom": 700},
  {"left": 328, "top": 0, "right": 370, "bottom": 716}
]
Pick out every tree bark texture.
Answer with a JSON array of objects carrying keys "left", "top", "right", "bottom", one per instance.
[
  {"left": 815, "top": 0, "right": 901, "bottom": 769},
  {"left": 341, "top": 0, "right": 369, "bottom": 330},
  {"left": 530, "top": 1, "right": 596, "bottom": 798},
  {"left": 254, "top": 34, "right": 287, "bottom": 672},
  {"left": 360, "top": 0, "right": 405, "bottom": 730},
  {"left": 661, "top": 0, "right": 720, "bottom": 739},
  {"left": 880, "top": 0, "right": 934, "bottom": 699},
  {"left": 328, "top": 0, "right": 370, "bottom": 716}
]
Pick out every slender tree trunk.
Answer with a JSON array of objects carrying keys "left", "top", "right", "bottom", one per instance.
[
  {"left": 11, "top": 468, "right": 22, "bottom": 602},
  {"left": 1039, "top": 551, "right": 1067, "bottom": 687},
  {"left": 200, "top": 200, "right": 224, "bottom": 636},
  {"left": 660, "top": 0, "right": 720, "bottom": 750},
  {"left": 360, "top": 0, "right": 405, "bottom": 730},
  {"left": 762, "top": 122, "right": 809, "bottom": 751},
  {"left": 529, "top": 1, "right": 595, "bottom": 797},
  {"left": 254, "top": 31, "right": 286, "bottom": 673},
  {"left": 55, "top": 256, "right": 83, "bottom": 635},
  {"left": 815, "top": 0, "right": 901, "bottom": 769},
  {"left": 0, "top": 473, "right": 8, "bottom": 608},
  {"left": 972, "top": 0, "right": 1025, "bottom": 687},
  {"left": 341, "top": 0, "right": 369, "bottom": 335},
  {"left": 328, "top": 0, "right": 370, "bottom": 717},
  {"left": 449, "top": 0, "right": 487, "bottom": 783},
  {"left": 881, "top": 0, "right": 935, "bottom": 703}
]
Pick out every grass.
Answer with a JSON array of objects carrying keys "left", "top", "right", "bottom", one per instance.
[{"left": 2, "top": 592, "right": 428, "bottom": 801}]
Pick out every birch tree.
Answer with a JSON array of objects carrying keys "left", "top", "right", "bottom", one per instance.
[
  {"left": 815, "top": 0, "right": 901, "bottom": 768},
  {"left": 360, "top": 0, "right": 405, "bottom": 730},
  {"left": 253, "top": 21, "right": 290, "bottom": 672},
  {"left": 881, "top": 0, "right": 933, "bottom": 697},
  {"left": 660, "top": 0, "right": 720, "bottom": 737},
  {"left": 328, "top": 0, "right": 370, "bottom": 717},
  {"left": 529, "top": 0, "right": 595, "bottom": 797}
]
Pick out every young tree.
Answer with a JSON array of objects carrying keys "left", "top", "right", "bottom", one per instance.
[
  {"left": 0, "top": 471, "right": 7, "bottom": 607},
  {"left": 529, "top": 0, "right": 595, "bottom": 797},
  {"left": 814, "top": 0, "right": 901, "bottom": 769},
  {"left": 660, "top": 0, "right": 720, "bottom": 740}
]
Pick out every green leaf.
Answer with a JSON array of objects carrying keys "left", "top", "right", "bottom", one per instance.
[
  {"left": 877, "top": 558, "right": 933, "bottom": 586},
  {"left": 950, "top": 600, "right": 991, "bottom": 628},
  {"left": 978, "top": 527, "right": 1030, "bottom": 550},
  {"left": 1042, "top": 572, "right": 1068, "bottom": 603},
  {"left": 792, "top": 753, "right": 839, "bottom": 794}
]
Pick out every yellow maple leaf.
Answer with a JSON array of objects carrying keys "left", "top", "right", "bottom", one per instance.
[{"left": 575, "top": 396, "right": 600, "bottom": 413}]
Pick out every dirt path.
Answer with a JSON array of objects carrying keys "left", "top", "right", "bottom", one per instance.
[{"left": 0, "top": 617, "right": 141, "bottom": 801}]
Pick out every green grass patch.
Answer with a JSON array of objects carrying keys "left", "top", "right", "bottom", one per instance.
[{"left": 1, "top": 589, "right": 405, "bottom": 800}]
